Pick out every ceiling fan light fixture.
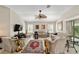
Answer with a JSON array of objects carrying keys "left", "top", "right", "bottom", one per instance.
[
  {"left": 35, "top": 10, "right": 47, "bottom": 19},
  {"left": 35, "top": 14, "right": 47, "bottom": 19}
]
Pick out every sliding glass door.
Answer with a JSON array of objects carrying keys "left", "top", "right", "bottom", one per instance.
[
  {"left": 74, "top": 20, "right": 79, "bottom": 37},
  {"left": 66, "top": 19, "right": 79, "bottom": 41}
]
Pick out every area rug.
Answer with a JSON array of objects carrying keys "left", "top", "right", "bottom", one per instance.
[{"left": 22, "top": 40, "right": 44, "bottom": 53}]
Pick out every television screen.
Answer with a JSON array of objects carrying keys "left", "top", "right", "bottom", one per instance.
[{"left": 14, "top": 24, "right": 22, "bottom": 32}]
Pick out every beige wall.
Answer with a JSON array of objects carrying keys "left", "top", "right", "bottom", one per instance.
[
  {"left": 0, "top": 6, "right": 10, "bottom": 37},
  {"left": 0, "top": 6, "right": 23, "bottom": 37}
]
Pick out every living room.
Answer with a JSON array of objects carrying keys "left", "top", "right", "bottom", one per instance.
[{"left": 0, "top": 5, "right": 79, "bottom": 54}]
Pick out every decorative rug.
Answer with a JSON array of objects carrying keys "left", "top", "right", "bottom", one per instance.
[{"left": 22, "top": 40, "right": 44, "bottom": 53}]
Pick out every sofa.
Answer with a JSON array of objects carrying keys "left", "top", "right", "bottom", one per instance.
[
  {"left": 50, "top": 32, "right": 68, "bottom": 54},
  {"left": 0, "top": 37, "right": 12, "bottom": 53},
  {"left": 0, "top": 37, "right": 25, "bottom": 54}
]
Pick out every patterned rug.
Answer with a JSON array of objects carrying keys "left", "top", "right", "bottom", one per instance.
[{"left": 22, "top": 40, "right": 44, "bottom": 53}]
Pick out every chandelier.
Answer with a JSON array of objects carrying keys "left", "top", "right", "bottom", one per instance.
[{"left": 35, "top": 10, "right": 47, "bottom": 19}]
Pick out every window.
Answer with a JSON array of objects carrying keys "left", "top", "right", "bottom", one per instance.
[
  {"left": 48, "top": 24, "right": 54, "bottom": 33},
  {"left": 66, "top": 21, "right": 73, "bottom": 34},
  {"left": 57, "top": 22, "right": 63, "bottom": 32},
  {"left": 27, "top": 24, "right": 33, "bottom": 33}
]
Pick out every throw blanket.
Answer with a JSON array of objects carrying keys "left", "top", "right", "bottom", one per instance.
[{"left": 22, "top": 40, "right": 44, "bottom": 53}]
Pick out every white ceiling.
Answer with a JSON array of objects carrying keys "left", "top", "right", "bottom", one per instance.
[{"left": 6, "top": 5, "right": 74, "bottom": 22}]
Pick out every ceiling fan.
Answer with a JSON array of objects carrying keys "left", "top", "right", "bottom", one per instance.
[
  {"left": 35, "top": 10, "right": 47, "bottom": 19},
  {"left": 35, "top": 5, "right": 51, "bottom": 19}
]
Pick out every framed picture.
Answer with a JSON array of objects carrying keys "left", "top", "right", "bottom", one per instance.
[
  {"left": 35, "top": 25, "right": 39, "bottom": 29},
  {"left": 41, "top": 25, "right": 45, "bottom": 29}
]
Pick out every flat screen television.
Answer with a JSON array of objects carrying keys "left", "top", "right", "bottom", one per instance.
[{"left": 14, "top": 24, "right": 22, "bottom": 32}]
